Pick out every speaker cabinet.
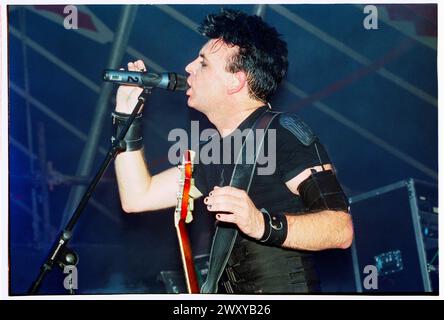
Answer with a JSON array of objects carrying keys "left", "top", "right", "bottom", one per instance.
[{"left": 350, "top": 179, "right": 438, "bottom": 293}]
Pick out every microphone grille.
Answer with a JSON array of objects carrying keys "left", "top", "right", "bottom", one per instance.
[{"left": 167, "top": 73, "right": 189, "bottom": 91}]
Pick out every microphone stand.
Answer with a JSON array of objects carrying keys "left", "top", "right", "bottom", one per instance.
[{"left": 28, "top": 87, "right": 152, "bottom": 294}]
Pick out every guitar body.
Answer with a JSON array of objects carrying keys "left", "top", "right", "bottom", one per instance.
[{"left": 175, "top": 150, "right": 200, "bottom": 293}]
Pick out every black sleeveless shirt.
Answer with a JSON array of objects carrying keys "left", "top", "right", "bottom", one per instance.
[{"left": 192, "top": 106, "right": 331, "bottom": 293}]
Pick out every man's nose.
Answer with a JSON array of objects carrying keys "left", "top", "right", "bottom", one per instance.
[
  {"left": 185, "top": 61, "right": 193, "bottom": 75},
  {"left": 185, "top": 58, "right": 197, "bottom": 75}
]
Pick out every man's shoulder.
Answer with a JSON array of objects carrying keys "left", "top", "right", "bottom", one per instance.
[{"left": 270, "top": 111, "right": 317, "bottom": 147}]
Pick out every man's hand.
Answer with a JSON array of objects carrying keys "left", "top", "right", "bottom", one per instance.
[
  {"left": 205, "top": 186, "right": 265, "bottom": 240},
  {"left": 115, "top": 60, "right": 146, "bottom": 114}
]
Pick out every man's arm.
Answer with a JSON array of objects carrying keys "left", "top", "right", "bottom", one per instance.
[
  {"left": 205, "top": 164, "right": 354, "bottom": 251},
  {"left": 113, "top": 60, "right": 179, "bottom": 213},
  {"left": 282, "top": 210, "right": 352, "bottom": 250},
  {"left": 115, "top": 151, "right": 180, "bottom": 213},
  {"left": 280, "top": 164, "right": 353, "bottom": 250}
]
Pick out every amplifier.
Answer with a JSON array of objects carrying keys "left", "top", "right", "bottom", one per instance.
[{"left": 349, "top": 179, "right": 438, "bottom": 293}]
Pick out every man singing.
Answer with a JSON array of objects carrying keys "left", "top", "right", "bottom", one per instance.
[{"left": 113, "top": 9, "right": 353, "bottom": 293}]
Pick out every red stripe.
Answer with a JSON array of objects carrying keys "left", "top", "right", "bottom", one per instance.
[
  {"left": 382, "top": 4, "right": 436, "bottom": 37},
  {"left": 290, "top": 38, "right": 416, "bottom": 111}
]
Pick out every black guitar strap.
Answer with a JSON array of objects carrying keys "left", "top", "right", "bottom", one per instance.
[{"left": 200, "top": 109, "right": 281, "bottom": 293}]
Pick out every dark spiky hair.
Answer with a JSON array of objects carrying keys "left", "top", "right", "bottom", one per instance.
[{"left": 198, "top": 8, "right": 288, "bottom": 103}]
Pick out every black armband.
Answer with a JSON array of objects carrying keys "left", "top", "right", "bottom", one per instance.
[
  {"left": 259, "top": 208, "right": 288, "bottom": 246},
  {"left": 111, "top": 111, "right": 143, "bottom": 152},
  {"left": 297, "top": 169, "right": 349, "bottom": 212}
]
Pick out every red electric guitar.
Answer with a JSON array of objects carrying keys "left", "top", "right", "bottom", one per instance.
[{"left": 174, "top": 150, "right": 201, "bottom": 293}]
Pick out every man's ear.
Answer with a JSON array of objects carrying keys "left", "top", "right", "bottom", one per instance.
[{"left": 227, "top": 71, "right": 247, "bottom": 95}]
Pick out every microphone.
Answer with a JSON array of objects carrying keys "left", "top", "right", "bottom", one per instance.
[{"left": 103, "top": 69, "right": 189, "bottom": 91}]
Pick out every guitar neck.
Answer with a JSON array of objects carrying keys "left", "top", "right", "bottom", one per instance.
[{"left": 175, "top": 150, "right": 200, "bottom": 294}]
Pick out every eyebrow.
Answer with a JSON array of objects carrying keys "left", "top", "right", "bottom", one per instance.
[{"left": 199, "top": 53, "right": 208, "bottom": 61}]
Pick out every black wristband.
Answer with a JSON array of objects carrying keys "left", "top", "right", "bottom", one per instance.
[
  {"left": 259, "top": 208, "right": 288, "bottom": 246},
  {"left": 111, "top": 111, "right": 143, "bottom": 152}
]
